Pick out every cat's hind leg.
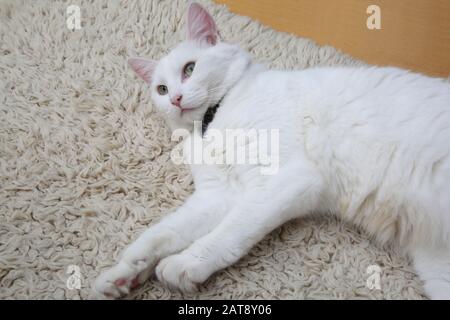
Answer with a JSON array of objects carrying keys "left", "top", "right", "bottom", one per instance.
[{"left": 413, "top": 248, "right": 450, "bottom": 299}]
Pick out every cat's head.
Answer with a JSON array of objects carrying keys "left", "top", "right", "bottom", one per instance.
[{"left": 129, "top": 3, "right": 251, "bottom": 131}]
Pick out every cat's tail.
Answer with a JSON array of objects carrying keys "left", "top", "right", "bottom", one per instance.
[{"left": 413, "top": 248, "right": 450, "bottom": 299}]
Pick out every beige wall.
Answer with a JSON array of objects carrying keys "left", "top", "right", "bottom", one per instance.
[{"left": 216, "top": 0, "right": 450, "bottom": 77}]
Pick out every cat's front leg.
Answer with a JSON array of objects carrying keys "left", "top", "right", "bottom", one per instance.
[
  {"left": 91, "top": 188, "right": 230, "bottom": 299},
  {"left": 155, "top": 163, "right": 325, "bottom": 291}
]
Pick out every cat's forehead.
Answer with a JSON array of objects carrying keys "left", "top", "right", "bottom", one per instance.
[
  {"left": 161, "top": 42, "right": 206, "bottom": 68},
  {"left": 154, "top": 42, "right": 207, "bottom": 83}
]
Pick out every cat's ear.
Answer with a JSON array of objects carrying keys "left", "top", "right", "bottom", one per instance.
[
  {"left": 186, "top": 3, "right": 218, "bottom": 45},
  {"left": 128, "top": 57, "right": 156, "bottom": 84}
]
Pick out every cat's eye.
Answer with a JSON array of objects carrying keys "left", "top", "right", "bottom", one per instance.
[
  {"left": 157, "top": 85, "right": 168, "bottom": 95},
  {"left": 183, "top": 62, "right": 196, "bottom": 78}
]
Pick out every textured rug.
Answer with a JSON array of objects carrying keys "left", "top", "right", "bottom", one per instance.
[{"left": 0, "top": 0, "right": 427, "bottom": 299}]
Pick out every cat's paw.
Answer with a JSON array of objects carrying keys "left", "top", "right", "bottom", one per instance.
[
  {"left": 90, "top": 260, "right": 140, "bottom": 299},
  {"left": 155, "top": 253, "right": 209, "bottom": 292},
  {"left": 90, "top": 250, "right": 155, "bottom": 299}
]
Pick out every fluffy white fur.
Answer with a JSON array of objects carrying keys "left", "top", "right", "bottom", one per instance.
[{"left": 92, "top": 3, "right": 450, "bottom": 299}]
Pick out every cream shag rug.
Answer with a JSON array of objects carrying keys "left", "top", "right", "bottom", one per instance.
[{"left": 0, "top": 0, "right": 427, "bottom": 299}]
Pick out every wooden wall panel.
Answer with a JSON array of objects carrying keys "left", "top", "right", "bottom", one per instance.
[{"left": 215, "top": 0, "right": 450, "bottom": 77}]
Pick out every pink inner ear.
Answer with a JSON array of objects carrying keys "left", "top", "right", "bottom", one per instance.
[
  {"left": 128, "top": 58, "right": 156, "bottom": 84},
  {"left": 187, "top": 3, "right": 218, "bottom": 45}
]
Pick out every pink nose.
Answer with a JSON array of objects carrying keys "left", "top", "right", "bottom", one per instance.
[{"left": 171, "top": 94, "right": 183, "bottom": 108}]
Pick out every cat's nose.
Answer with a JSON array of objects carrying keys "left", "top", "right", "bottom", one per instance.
[{"left": 171, "top": 94, "right": 183, "bottom": 108}]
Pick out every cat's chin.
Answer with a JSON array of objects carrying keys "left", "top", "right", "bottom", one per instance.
[
  {"left": 179, "top": 106, "right": 204, "bottom": 120},
  {"left": 180, "top": 107, "right": 198, "bottom": 115},
  {"left": 165, "top": 111, "right": 204, "bottom": 133}
]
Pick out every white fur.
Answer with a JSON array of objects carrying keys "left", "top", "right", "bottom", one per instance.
[{"left": 93, "top": 3, "right": 450, "bottom": 299}]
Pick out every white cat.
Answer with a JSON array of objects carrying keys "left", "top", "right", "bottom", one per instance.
[{"left": 92, "top": 3, "right": 450, "bottom": 299}]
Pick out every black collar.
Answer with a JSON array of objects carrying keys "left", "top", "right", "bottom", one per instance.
[{"left": 201, "top": 98, "right": 223, "bottom": 136}]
